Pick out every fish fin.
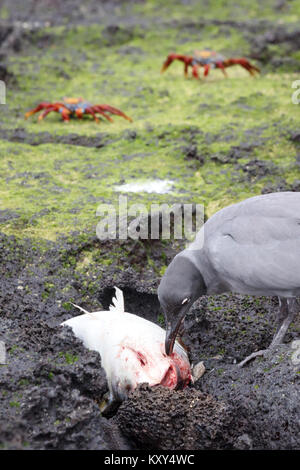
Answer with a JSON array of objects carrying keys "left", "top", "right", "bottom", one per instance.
[
  {"left": 109, "top": 286, "right": 125, "bottom": 313},
  {"left": 70, "top": 303, "right": 104, "bottom": 320},
  {"left": 70, "top": 302, "right": 90, "bottom": 315}
]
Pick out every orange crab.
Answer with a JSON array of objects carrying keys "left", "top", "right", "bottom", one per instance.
[
  {"left": 25, "top": 97, "right": 133, "bottom": 123},
  {"left": 161, "top": 49, "right": 260, "bottom": 79}
]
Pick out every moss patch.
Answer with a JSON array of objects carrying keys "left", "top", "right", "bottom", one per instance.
[{"left": 0, "top": 0, "right": 299, "bottom": 252}]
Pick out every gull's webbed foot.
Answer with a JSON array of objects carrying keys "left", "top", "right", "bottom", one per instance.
[{"left": 238, "top": 349, "right": 268, "bottom": 368}]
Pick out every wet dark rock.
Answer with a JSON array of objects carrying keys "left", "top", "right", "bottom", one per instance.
[
  {"left": 117, "top": 45, "right": 144, "bottom": 56},
  {"left": 250, "top": 25, "right": 300, "bottom": 66},
  {"left": 123, "top": 129, "right": 137, "bottom": 140},
  {"left": 269, "top": 56, "right": 299, "bottom": 70},
  {"left": 291, "top": 132, "right": 300, "bottom": 143},
  {"left": 0, "top": 24, "right": 13, "bottom": 46},
  {"left": 211, "top": 142, "right": 258, "bottom": 164},
  {"left": 0, "top": 128, "right": 110, "bottom": 148},
  {"left": 210, "top": 153, "right": 232, "bottom": 164},
  {"left": 18, "top": 383, "right": 127, "bottom": 450},
  {"left": 158, "top": 89, "right": 170, "bottom": 98},
  {"left": 0, "top": 0, "right": 144, "bottom": 27},
  {"left": 0, "top": 230, "right": 175, "bottom": 449},
  {"left": 235, "top": 159, "right": 277, "bottom": 181},
  {"left": 102, "top": 25, "right": 137, "bottom": 47},
  {"left": 175, "top": 18, "right": 271, "bottom": 36},
  {"left": 0, "top": 209, "right": 20, "bottom": 223},
  {"left": 288, "top": 180, "right": 300, "bottom": 191},
  {"left": 117, "top": 384, "right": 232, "bottom": 450},
  {"left": 0, "top": 23, "right": 24, "bottom": 56},
  {"left": 261, "top": 178, "right": 300, "bottom": 194},
  {"left": 1, "top": 0, "right": 300, "bottom": 450},
  {"left": 227, "top": 143, "right": 257, "bottom": 160},
  {"left": 6, "top": 170, "right": 51, "bottom": 184},
  {"left": 173, "top": 127, "right": 207, "bottom": 166},
  {"left": 181, "top": 293, "right": 283, "bottom": 365},
  {"left": 183, "top": 144, "right": 205, "bottom": 165},
  {"left": 0, "top": 229, "right": 300, "bottom": 449},
  {"left": 0, "top": 420, "right": 29, "bottom": 450},
  {"left": 120, "top": 151, "right": 154, "bottom": 162},
  {"left": 99, "top": 286, "right": 160, "bottom": 325},
  {"left": 259, "top": 27, "right": 300, "bottom": 49},
  {"left": 274, "top": 0, "right": 293, "bottom": 11},
  {"left": 0, "top": 62, "right": 13, "bottom": 83},
  {"left": 199, "top": 344, "right": 300, "bottom": 450},
  {"left": 0, "top": 317, "right": 129, "bottom": 450},
  {"left": 233, "top": 433, "right": 253, "bottom": 450}
]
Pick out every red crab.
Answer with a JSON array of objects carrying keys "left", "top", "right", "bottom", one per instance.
[
  {"left": 25, "top": 97, "right": 133, "bottom": 123},
  {"left": 161, "top": 49, "right": 260, "bottom": 79}
]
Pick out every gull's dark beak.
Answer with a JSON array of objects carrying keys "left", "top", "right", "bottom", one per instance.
[
  {"left": 165, "top": 321, "right": 176, "bottom": 356},
  {"left": 164, "top": 307, "right": 188, "bottom": 356}
]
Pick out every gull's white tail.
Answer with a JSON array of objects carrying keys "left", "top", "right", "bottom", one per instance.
[{"left": 109, "top": 286, "right": 125, "bottom": 313}]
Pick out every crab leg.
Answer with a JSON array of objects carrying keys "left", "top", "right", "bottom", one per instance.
[
  {"left": 83, "top": 106, "right": 100, "bottom": 123},
  {"left": 223, "top": 58, "right": 260, "bottom": 76},
  {"left": 184, "top": 62, "right": 189, "bottom": 78},
  {"left": 59, "top": 106, "right": 71, "bottom": 122},
  {"left": 96, "top": 104, "right": 133, "bottom": 122},
  {"left": 92, "top": 106, "right": 114, "bottom": 122},
  {"left": 203, "top": 64, "right": 210, "bottom": 77},
  {"left": 37, "top": 106, "right": 58, "bottom": 121},
  {"left": 25, "top": 102, "right": 52, "bottom": 119},
  {"left": 191, "top": 64, "right": 200, "bottom": 79},
  {"left": 215, "top": 62, "right": 228, "bottom": 78}
]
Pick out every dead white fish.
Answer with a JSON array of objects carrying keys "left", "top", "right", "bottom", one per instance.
[{"left": 61, "top": 287, "right": 191, "bottom": 408}]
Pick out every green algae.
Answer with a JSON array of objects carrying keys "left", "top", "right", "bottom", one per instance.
[{"left": 0, "top": 0, "right": 300, "bottom": 254}]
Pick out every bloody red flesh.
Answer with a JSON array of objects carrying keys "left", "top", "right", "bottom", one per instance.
[
  {"left": 119, "top": 342, "right": 191, "bottom": 391},
  {"left": 160, "top": 350, "right": 191, "bottom": 389}
]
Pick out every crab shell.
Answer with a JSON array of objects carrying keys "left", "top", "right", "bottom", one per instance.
[{"left": 193, "top": 49, "right": 226, "bottom": 65}]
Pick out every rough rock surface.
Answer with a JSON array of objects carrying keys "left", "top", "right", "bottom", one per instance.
[
  {"left": 199, "top": 344, "right": 300, "bottom": 450},
  {"left": 0, "top": 322, "right": 130, "bottom": 450},
  {"left": 1, "top": 231, "right": 300, "bottom": 449},
  {"left": 1, "top": 0, "right": 300, "bottom": 451},
  {"left": 117, "top": 384, "right": 231, "bottom": 450}
]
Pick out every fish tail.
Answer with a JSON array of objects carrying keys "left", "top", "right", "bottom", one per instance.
[
  {"left": 109, "top": 286, "right": 125, "bottom": 313},
  {"left": 70, "top": 302, "right": 90, "bottom": 315}
]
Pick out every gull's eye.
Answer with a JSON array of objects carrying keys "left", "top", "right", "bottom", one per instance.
[{"left": 181, "top": 297, "right": 190, "bottom": 305}]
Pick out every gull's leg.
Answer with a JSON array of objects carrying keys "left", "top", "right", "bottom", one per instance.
[
  {"left": 274, "top": 297, "right": 288, "bottom": 335},
  {"left": 238, "top": 297, "right": 298, "bottom": 368},
  {"left": 270, "top": 298, "right": 297, "bottom": 347}
]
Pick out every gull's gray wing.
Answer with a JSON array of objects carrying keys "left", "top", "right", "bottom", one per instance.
[{"left": 204, "top": 192, "right": 300, "bottom": 296}]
